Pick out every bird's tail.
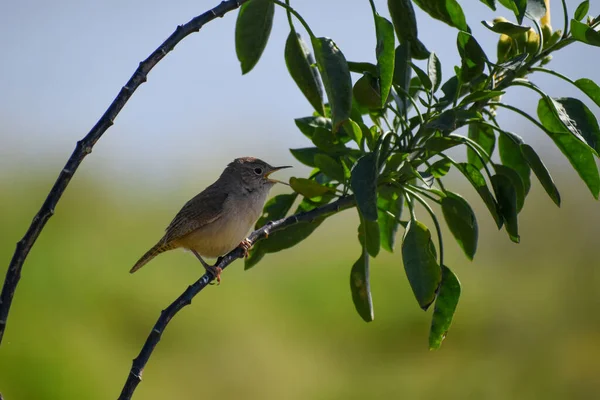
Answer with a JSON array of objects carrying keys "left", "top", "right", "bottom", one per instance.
[{"left": 130, "top": 240, "right": 174, "bottom": 273}]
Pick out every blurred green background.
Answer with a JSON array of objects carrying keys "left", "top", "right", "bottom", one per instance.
[{"left": 1, "top": 0, "right": 599, "bottom": 399}]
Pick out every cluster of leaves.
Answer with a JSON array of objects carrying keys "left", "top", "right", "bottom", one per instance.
[{"left": 234, "top": 0, "right": 599, "bottom": 349}]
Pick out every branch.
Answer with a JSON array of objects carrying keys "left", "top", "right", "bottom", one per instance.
[
  {"left": 118, "top": 195, "right": 355, "bottom": 400},
  {"left": 0, "top": 0, "right": 249, "bottom": 346}
]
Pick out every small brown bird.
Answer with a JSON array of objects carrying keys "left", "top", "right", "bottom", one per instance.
[{"left": 130, "top": 157, "right": 290, "bottom": 282}]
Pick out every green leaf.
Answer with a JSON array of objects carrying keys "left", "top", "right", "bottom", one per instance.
[
  {"left": 441, "top": 192, "right": 478, "bottom": 260},
  {"left": 312, "top": 37, "right": 353, "bottom": 131},
  {"left": 347, "top": 61, "right": 378, "bottom": 75},
  {"left": 429, "top": 265, "right": 461, "bottom": 350},
  {"left": 479, "top": 0, "right": 496, "bottom": 10},
  {"left": 235, "top": 0, "right": 275, "bottom": 74},
  {"left": 459, "top": 90, "right": 505, "bottom": 106},
  {"left": 482, "top": 20, "right": 530, "bottom": 35},
  {"left": 411, "top": 63, "right": 432, "bottom": 91},
  {"left": 285, "top": 31, "right": 326, "bottom": 115},
  {"left": 377, "top": 185, "right": 404, "bottom": 253},
  {"left": 358, "top": 212, "right": 380, "bottom": 258},
  {"left": 402, "top": 220, "right": 442, "bottom": 310},
  {"left": 427, "top": 159, "right": 452, "bottom": 178},
  {"left": 455, "top": 162, "right": 503, "bottom": 229},
  {"left": 491, "top": 174, "right": 520, "bottom": 243},
  {"left": 520, "top": 144, "right": 561, "bottom": 207},
  {"left": 351, "top": 153, "right": 379, "bottom": 221},
  {"left": 294, "top": 116, "right": 331, "bottom": 139},
  {"left": 427, "top": 52, "right": 442, "bottom": 92},
  {"left": 353, "top": 73, "right": 382, "bottom": 110},
  {"left": 574, "top": 78, "right": 600, "bottom": 108},
  {"left": 350, "top": 247, "right": 374, "bottom": 322},
  {"left": 260, "top": 218, "right": 325, "bottom": 254},
  {"left": 290, "top": 147, "right": 321, "bottom": 167},
  {"left": 549, "top": 97, "right": 600, "bottom": 153},
  {"left": 571, "top": 19, "right": 600, "bottom": 47},
  {"left": 387, "top": 0, "right": 430, "bottom": 60},
  {"left": 393, "top": 45, "right": 412, "bottom": 92},
  {"left": 498, "top": 131, "right": 531, "bottom": 195},
  {"left": 255, "top": 193, "right": 298, "bottom": 229},
  {"left": 312, "top": 127, "right": 348, "bottom": 155},
  {"left": 375, "top": 15, "right": 396, "bottom": 108},
  {"left": 411, "top": 0, "right": 469, "bottom": 31},
  {"left": 457, "top": 32, "right": 487, "bottom": 83},
  {"left": 498, "top": 0, "right": 527, "bottom": 24},
  {"left": 342, "top": 119, "right": 363, "bottom": 146},
  {"left": 574, "top": 1, "right": 590, "bottom": 22},
  {"left": 314, "top": 154, "right": 345, "bottom": 182},
  {"left": 425, "top": 136, "right": 463, "bottom": 152},
  {"left": 467, "top": 123, "right": 496, "bottom": 170},
  {"left": 525, "top": 0, "right": 547, "bottom": 21},
  {"left": 289, "top": 177, "right": 334, "bottom": 198},
  {"left": 494, "top": 164, "right": 526, "bottom": 212},
  {"left": 537, "top": 98, "right": 600, "bottom": 199}
]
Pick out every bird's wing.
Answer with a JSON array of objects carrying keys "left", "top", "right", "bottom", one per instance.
[{"left": 162, "top": 184, "right": 229, "bottom": 244}]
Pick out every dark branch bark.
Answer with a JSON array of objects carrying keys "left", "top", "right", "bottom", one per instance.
[
  {"left": 0, "top": 0, "right": 249, "bottom": 345},
  {"left": 118, "top": 195, "right": 355, "bottom": 400}
]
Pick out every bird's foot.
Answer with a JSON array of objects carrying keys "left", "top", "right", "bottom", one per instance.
[
  {"left": 205, "top": 264, "right": 222, "bottom": 285},
  {"left": 238, "top": 238, "right": 253, "bottom": 258}
]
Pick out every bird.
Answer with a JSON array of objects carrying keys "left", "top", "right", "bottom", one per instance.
[{"left": 130, "top": 157, "right": 291, "bottom": 283}]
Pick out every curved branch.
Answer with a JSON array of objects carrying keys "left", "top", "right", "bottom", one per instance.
[
  {"left": 0, "top": 0, "right": 250, "bottom": 345},
  {"left": 118, "top": 195, "right": 355, "bottom": 400}
]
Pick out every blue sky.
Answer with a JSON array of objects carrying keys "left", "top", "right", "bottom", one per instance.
[{"left": 1, "top": 0, "right": 598, "bottom": 189}]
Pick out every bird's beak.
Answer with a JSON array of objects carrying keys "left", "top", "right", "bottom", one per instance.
[{"left": 266, "top": 166, "right": 292, "bottom": 185}]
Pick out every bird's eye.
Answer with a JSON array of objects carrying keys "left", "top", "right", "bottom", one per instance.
[{"left": 254, "top": 167, "right": 263, "bottom": 175}]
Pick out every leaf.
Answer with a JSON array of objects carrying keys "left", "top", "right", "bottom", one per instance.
[
  {"left": 479, "top": 0, "right": 496, "bottom": 10},
  {"left": 411, "top": 0, "right": 469, "bottom": 31},
  {"left": 525, "top": 0, "right": 546, "bottom": 21},
  {"left": 314, "top": 154, "right": 345, "bottom": 182},
  {"left": 402, "top": 220, "right": 442, "bottom": 310},
  {"left": 441, "top": 192, "right": 478, "bottom": 260},
  {"left": 537, "top": 98, "right": 600, "bottom": 198},
  {"left": 494, "top": 164, "right": 526, "bottom": 212},
  {"left": 289, "top": 177, "right": 334, "bottom": 198},
  {"left": 491, "top": 174, "right": 520, "bottom": 243},
  {"left": 377, "top": 185, "right": 404, "bottom": 252},
  {"left": 455, "top": 162, "right": 503, "bottom": 229},
  {"left": 428, "top": 159, "right": 452, "bottom": 178},
  {"left": 351, "top": 153, "right": 379, "bottom": 221},
  {"left": 312, "top": 127, "right": 348, "bottom": 155},
  {"left": 294, "top": 116, "right": 331, "bottom": 139},
  {"left": 457, "top": 32, "right": 487, "bottom": 83},
  {"left": 358, "top": 212, "right": 380, "bottom": 258},
  {"left": 482, "top": 20, "right": 530, "bottom": 35},
  {"left": 498, "top": 0, "right": 527, "bottom": 24},
  {"left": 427, "top": 52, "right": 442, "bottom": 92},
  {"left": 312, "top": 37, "right": 353, "bottom": 131},
  {"left": 574, "top": 1, "right": 590, "bottom": 22},
  {"left": 498, "top": 131, "right": 531, "bottom": 195},
  {"left": 235, "top": 0, "right": 275, "bottom": 74},
  {"left": 255, "top": 193, "right": 298, "bottom": 229},
  {"left": 285, "top": 31, "right": 326, "bottom": 115},
  {"left": 459, "top": 90, "right": 505, "bottom": 106},
  {"left": 350, "top": 248, "right": 374, "bottom": 322},
  {"left": 549, "top": 97, "right": 600, "bottom": 153},
  {"left": 353, "top": 73, "right": 382, "bottom": 110},
  {"left": 260, "top": 218, "right": 325, "bottom": 254},
  {"left": 571, "top": 19, "right": 600, "bottom": 47},
  {"left": 393, "top": 45, "right": 412, "bottom": 93},
  {"left": 347, "top": 61, "right": 378, "bottom": 75},
  {"left": 290, "top": 147, "right": 321, "bottom": 167},
  {"left": 429, "top": 265, "right": 461, "bottom": 350},
  {"left": 411, "top": 63, "right": 432, "bottom": 91},
  {"left": 343, "top": 119, "right": 363, "bottom": 146},
  {"left": 574, "top": 78, "right": 600, "bottom": 108},
  {"left": 520, "top": 144, "right": 561, "bottom": 206},
  {"left": 375, "top": 15, "right": 396, "bottom": 108},
  {"left": 387, "top": 0, "right": 430, "bottom": 60},
  {"left": 467, "top": 123, "right": 496, "bottom": 170}
]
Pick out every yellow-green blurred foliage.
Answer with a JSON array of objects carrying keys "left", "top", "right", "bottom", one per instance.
[{"left": 0, "top": 167, "right": 599, "bottom": 400}]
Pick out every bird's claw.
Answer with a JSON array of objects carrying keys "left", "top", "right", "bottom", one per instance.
[{"left": 238, "top": 238, "right": 253, "bottom": 258}]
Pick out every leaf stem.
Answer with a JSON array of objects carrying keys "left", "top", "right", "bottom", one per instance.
[
  {"left": 272, "top": 0, "right": 316, "bottom": 40},
  {"left": 560, "top": 0, "right": 569, "bottom": 39}
]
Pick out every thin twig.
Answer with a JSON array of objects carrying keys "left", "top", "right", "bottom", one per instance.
[
  {"left": 0, "top": 0, "right": 250, "bottom": 346},
  {"left": 118, "top": 195, "right": 355, "bottom": 400}
]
